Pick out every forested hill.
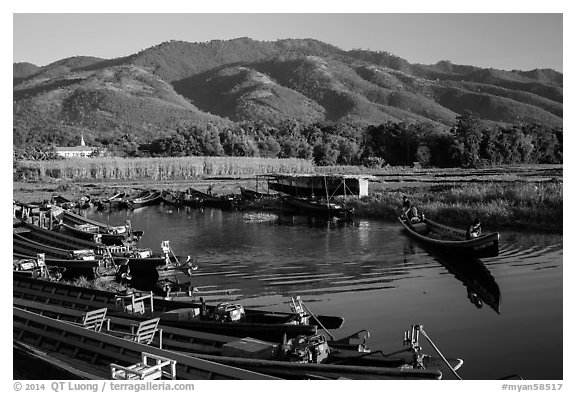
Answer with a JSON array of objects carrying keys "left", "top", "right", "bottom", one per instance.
[{"left": 14, "top": 37, "right": 562, "bottom": 158}]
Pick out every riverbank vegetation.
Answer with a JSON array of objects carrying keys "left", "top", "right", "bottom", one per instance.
[{"left": 345, "top": 180, "right": 563, "bottom": 232}]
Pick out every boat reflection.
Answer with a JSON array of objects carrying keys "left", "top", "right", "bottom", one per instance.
[
  {"left": 402, "top": 236, "right": 502, "bottom": 314},
  {"left": 433, "top": 254, "right": 502, "bottom": 314}
]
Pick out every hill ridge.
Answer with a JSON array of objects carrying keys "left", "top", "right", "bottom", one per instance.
[{"left": 13, "top": 37, "right": 562, "bottom": 151}]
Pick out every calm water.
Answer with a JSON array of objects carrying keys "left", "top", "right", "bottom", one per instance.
[{"left": 88, "top": 205, "right": 563, "bottom": 380}]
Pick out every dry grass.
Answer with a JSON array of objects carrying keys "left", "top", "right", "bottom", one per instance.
[{"left": 17, "top": 156, "right": 315, "bottom": 181}]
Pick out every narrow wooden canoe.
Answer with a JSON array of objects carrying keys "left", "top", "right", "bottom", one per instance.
[
  {"left": 129, "top": 190, "right": 162, "bottom": 206},
  {"left": 59, "top": 210, "right": 142, "bottom": 246},
  {"left": 399, "top": 217, "right": 499, "bottom": 258},
  {"left": 281, "top": 195, "right": 351, "bottom": 217},
  {"left": 185, "top": 188, "right": 236, "bottom": 209}
]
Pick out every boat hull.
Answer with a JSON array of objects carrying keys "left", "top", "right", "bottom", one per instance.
[
  {"left": 281, "top": 195, "right": 350, "bottom": 217},
  {"left": 399, "top": 217, "right": 499, "bottom": 258}
]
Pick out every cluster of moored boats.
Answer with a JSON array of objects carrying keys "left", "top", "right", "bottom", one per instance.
[
  {"left": 13, "top": 189, "right": 469, "bottom": 380},
  {"left": 92, "top": 187, "right": 353, "bottom": 217},
  {"left": 13, "top": 200, "right": 195, "bottom": 291},
  {"left": 13, "top": 273, "right": 463, "bottom": 380}
]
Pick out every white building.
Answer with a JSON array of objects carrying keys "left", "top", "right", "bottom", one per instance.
[{"left": 54, "top": 135, "right": 98, "bottom": 158}]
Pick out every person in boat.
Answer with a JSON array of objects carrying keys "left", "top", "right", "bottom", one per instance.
[
  {"left": 407, "top": 205, "right": 422, "bottom": 223},
  {"left": 402, "top": 196, "right": 411, "bottom": 217},
  {"left": 466, "top": 219, "right": 482, "bottom": 239}
]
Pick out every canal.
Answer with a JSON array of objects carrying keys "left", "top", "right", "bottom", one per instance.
[{"left": 88, "top": 205, "right": 563, "bottom": 380}]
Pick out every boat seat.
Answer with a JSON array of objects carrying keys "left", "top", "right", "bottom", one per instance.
[
  {"left": 128, "top": 318, "right": 163, "bottom": 347},
  {"left": 70, "top": 308, "right": 110, "bottom": 332},
  {"left": 115, "top": 291, "right": 154, "bottom": 315},
  {"left": 108, "top": 318, "right": 163, "bottom": 348},
  {"left": 110, "top": 352, "right": 176, "bottom": 380}
]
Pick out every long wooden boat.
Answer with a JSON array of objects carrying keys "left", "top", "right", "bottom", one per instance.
[
  {"left": 60, "top": 222, "right": 139, "bottom": 247},
  {"left": 14, "top": 219, "right": 109, "bottom": 253},
  {"left": 59, "top": 210, "right": 143, "bottom": 246},
  {"left": 13, "top": 232, "right": 99, "bottom": 266},
  {"left": 14, "top": 220, "right": 183, "bottom": 276},
  {"left": 185, "top": 188, "right": 236, "bottom": 209},
  {"left": 13, "top": 307, "right": 276, "bottom": 380},
  {"left": 240, "top": 187, "right": 273, "bottom": 200},
  {"left": 14, "top": 340, "right": 106, "bottom": 379},
  {"left": 398, "top": 217, "right": 499, "bottom": 258},
  {"left": 160, "top": 190, "right": 185, "bottom": 206},
  {"left": 12, "top": 253, "right": 114, "bottom": 279},
  {"left": 14, "top": 299, "right": 457, "bottom": 380},
  {"left": 96, "top": 192, "right": 130, "bottom": 210},
  {"left": 128, "top": 190, "right": 162, "bottom": 207},
  {"left": 13, "top": 275, "right": 344, "bottom": 341},
  {"left": 281, "top": 195, "right": 351, "bottom": 217}
]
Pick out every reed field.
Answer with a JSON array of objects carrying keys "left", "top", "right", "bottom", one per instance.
[{"left": 16, "top": 156, "right": 315, "bottom": 181}]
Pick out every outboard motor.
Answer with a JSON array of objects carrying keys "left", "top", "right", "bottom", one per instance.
[
  {"left": 214, "top": 303, "right": 245, "bottom": 322},
  {"left": 404, "top": 325, "right": 425, "bottom": 369},
  {"left": 283, "top": 334, "right": 330, "bottom": 364}
]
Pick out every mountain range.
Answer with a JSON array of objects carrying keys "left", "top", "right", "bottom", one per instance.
[{"left": 13, "top": 38, "right": 563, "bottom": 147}]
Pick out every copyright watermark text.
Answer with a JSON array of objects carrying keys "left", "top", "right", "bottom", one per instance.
[{"left": 13, "top": 382, "right": 195, "bottom": 393}]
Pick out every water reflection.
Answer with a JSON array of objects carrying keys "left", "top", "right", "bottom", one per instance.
[
  {"left": 402, "top": 236, "right": 502, "bottom": 314},
  {"left": 434, "top": 255, "right": 502, "bottom": 314}
]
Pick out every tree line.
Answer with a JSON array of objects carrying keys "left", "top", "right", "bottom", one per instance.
[{"left": 14, "top": 111, "right": 562, "bottom": 168}]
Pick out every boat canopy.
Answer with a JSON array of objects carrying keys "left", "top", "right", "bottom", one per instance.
[{"left": 257, "top": 174, "right": 376, "bottom": 198}]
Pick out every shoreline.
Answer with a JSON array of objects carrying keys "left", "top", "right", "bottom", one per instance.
[{"left": 13, "top": 172, "right": 563, "bottom": 234}]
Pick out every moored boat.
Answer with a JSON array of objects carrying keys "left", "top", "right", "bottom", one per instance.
[
  {"left": 398, "top": 216, "right": 500, "bottom": 258},
  {"left": 13, "top": 220, "right": 186, "bottom": 277},
  {"left": 58, "top": 209, "right": 143, "bottom": 246},
  {"left": 184, "top": 188, "right": 236, "bottom": 209},
  {"left": 160, "top": 190, "right": 184, "bottom": 206},
  {"left": 13, "top": 275, "right": 344, "bottom": 342},
  {"left": 281, "top": 195, "right": 352, "bottom": 217},
  {"left": 239, "top": 187, "right": 273, "bottom": 201},
  {"left": 128, "top": 190, "right": 162, "bottom": 207},
  {"left": 14, "top": 298, "right": 461, "bottom": 379},
  {"left": 13, "top": 307, "right": 275, "bottom": 380}
]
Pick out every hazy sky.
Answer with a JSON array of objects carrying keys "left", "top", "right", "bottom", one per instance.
[{"left": 13, "top": 13, "right": 563, "bottom": 72}]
